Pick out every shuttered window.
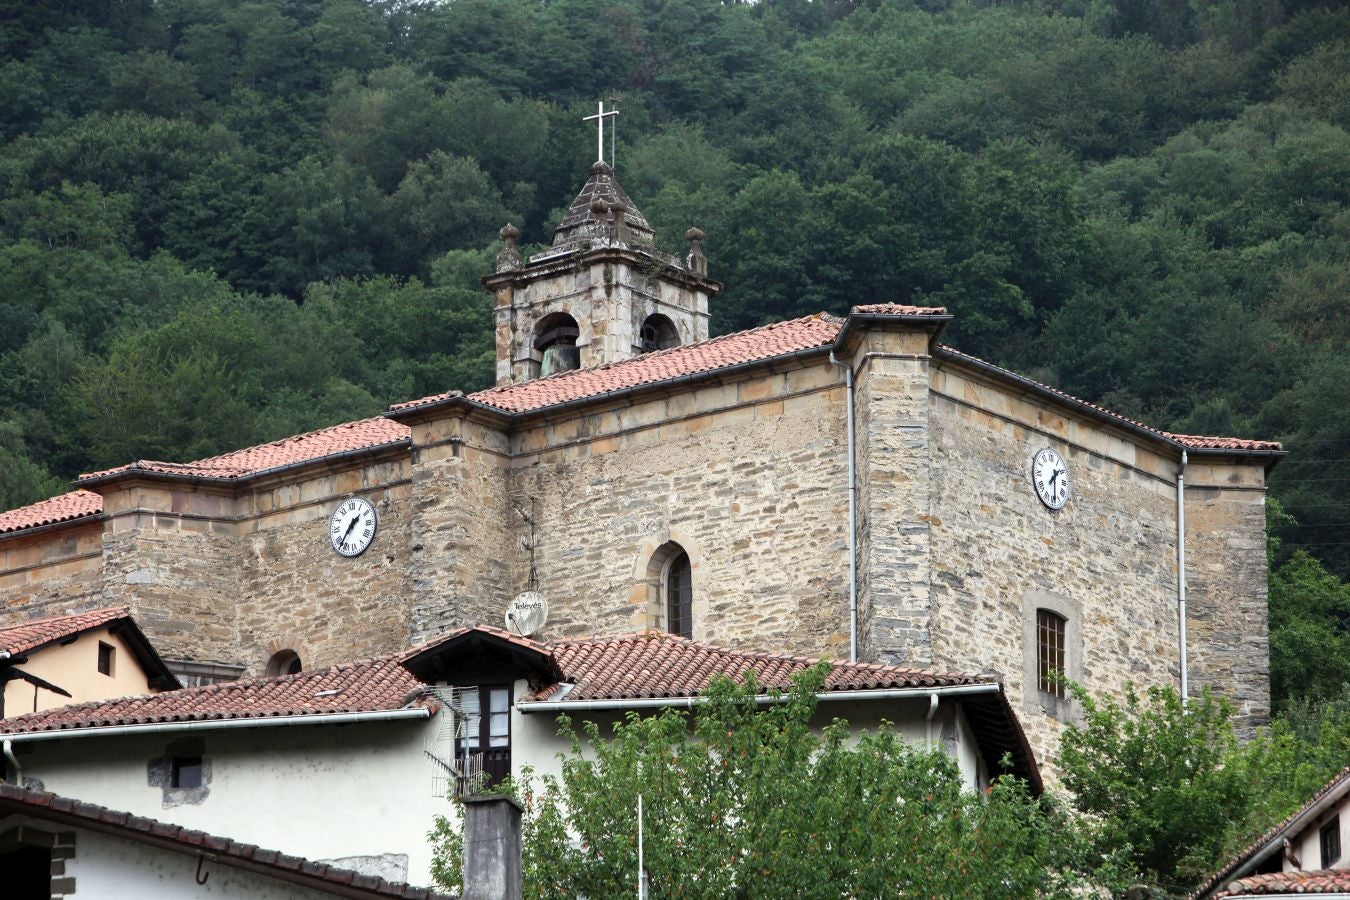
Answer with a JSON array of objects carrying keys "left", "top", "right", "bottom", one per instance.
[{"left": 666, "top": 552, "right": 692, "bottom": 639}]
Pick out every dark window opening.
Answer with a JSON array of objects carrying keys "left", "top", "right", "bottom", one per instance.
[
  {"left": 666, "top": 551, "right": 693, "bottom": 639},
  {"left": 1322, "top": 816, "right": 1341, "bottom": 868},
  {"left": 265, "top": 650, "right": 302, "bottom": 677},
  {"left": 1036, "top": 609, "right": 1066, "bottom": 697},
  {"left": 639, "top": 314, "right": 680, "bottom": 353},
  {"left": 172, "top": 755, "right": 203, "bottom": 789},
  {"left": 456, "top": 685, "right": 512, "bottom": 789},
  {"left": 535, "top": 313, "right": 581, "bottom": 376},
  {"left": 97, "top": 641, "right": 114, "bottom": 677},
  {"left": 0, "top": 844, "right": 52, "bottom": 899}
]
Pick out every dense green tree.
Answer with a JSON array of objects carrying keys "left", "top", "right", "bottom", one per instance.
[{"left": 431, "top": 667, "right": 1080, "bottom": 898}]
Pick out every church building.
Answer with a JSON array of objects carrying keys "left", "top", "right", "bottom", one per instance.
[{"left": 0, "top": 139, "right": 1282, "bottom": 765}]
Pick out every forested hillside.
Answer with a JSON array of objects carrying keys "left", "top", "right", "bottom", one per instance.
[{"left": 2, "top": 0, "right": 1347, "bottom": 707}]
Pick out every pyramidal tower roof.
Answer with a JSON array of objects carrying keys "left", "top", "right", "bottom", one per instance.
[{"left": 550, "top": 161, "right": 655, "bottom": 250}]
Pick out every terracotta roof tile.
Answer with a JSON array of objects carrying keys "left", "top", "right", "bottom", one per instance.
[
  {"left": 1194, "top": 767, "right": 1350, "bottom": 898},
  {"left": 1216, "top": 869, "right": 1350, "bottom": 896},
  {"left": 532, "top": 632, "right": 989, "bottom": 701},
  {"left": 0, "top": 606, "right": 130, "bottom": 656},
  {"left": 392, "top": 313, "right": 843, "bottom": 415},
  {"left": 0, "top": 489, "right": 102, "bottom": 534},
  {"left": 0, "top": 655, "right": 424, "bottom": 735},
  {"left": 1165, "top": 433, "right": 1284, "bottom": 452},
  {"left": 0, "top": 784, "right": 451, "bottom": 899},
  {"left": 78, "top": 417, "right": 410, "bottom": 483}
]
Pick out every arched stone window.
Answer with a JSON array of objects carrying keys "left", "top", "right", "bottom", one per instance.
[
  {"left": 640, "top": 538, "right": 702, "bottom": 639},
  {"left": 534, "top": 312, "right": 581, "bottom": 376},
  {"left": 265, "top": 649, "right": 302, "bottom": 677},
  {"left": 639, "top": 314, "right": 680, "bottom": 353},
  {"left": 665, "top": 551, "right": 693, "bottom": 639}
]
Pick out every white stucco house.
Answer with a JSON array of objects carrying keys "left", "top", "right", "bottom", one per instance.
[
  {"left": 0, "top": 625, "right": 1041, "bottom": 888},
  {"left": 0, "top": 782, "right": 454, "bottom": 900}
]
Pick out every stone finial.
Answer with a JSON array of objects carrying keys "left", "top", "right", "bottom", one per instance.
[
  {"left": 685, "top": 226, "right": 707, "bottom": 275},
  {"left": 495, "top": 223, "right": 522, "bottom": 272},
  {"left": 611, "top": 200, "right": 631, "bottom": 245}
]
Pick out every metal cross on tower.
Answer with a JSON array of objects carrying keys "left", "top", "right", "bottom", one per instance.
[{"left": 582, "top": 99, "right": 619, "bottom": 167}]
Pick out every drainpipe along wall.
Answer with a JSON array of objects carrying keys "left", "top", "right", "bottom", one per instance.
[
  {"left": 829, "top": 352, "right": 859, "bottom": 663},
  {"left": 1178, "top": 450, "right": 1189, "bottom": 704}
]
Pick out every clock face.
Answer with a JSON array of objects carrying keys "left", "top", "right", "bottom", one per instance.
[
  {"left": 329, "top": 497, "right": 377, "bottom": 557},
  {"left": 1031, "top": 448, "right": 1071, "bottom": 510}
]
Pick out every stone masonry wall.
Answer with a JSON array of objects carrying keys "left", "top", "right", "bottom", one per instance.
[
  {"left": 1184, "top": 464, "right": 1270, "bottom": 733},
  {"left": 499, "top": 362, "right": 851, "bottom": 658},
  {"left": 237, "top": 483, "right": 414, "bottom": 676},
  {"left": 407, "top": 416, "right": 514, "bottom": 644},
  {"left": 852, "top": 329, "right": 936, "bottom": 667},
  {"left": 0, "top": 523, "right": 105, "bottom": 624},
  {"left": 926, "top": 364, "right": 1184, "bottom": 768}
]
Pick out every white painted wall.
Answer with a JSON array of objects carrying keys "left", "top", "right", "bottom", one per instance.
[
  {"left": 12, "top": 817, "right": 351, "bottom": 899},
  {"left": 18, "top": 718, "right": 450, "bottom": 886},
  {"left": 15, "top": 688, "right": 1001, "bottom": 889}
]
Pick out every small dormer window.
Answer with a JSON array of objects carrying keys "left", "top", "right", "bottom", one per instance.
[
  {"left": 97, "top": 641, "right": 115, "bottom": 677},
  {"left": 535, "top": 313, "right": 581, "bottom": 376}
]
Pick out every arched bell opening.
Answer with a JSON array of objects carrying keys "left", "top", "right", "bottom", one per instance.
[
  {"left": 639, "top": 314, "right": 680, "bottom": 353},
  {"left": 534, "top": 312, "right": 581, "bottom": 376}
]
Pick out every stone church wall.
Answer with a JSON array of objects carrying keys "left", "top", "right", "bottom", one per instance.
[
  {"left": 0, "top": 522, "right": 106, "bottom": 621},
  {"left": 500, "top": 360, "right": 852, "bottom": 658},
  {"left": 235, "top": 464, "right": 415, "bottom": 674},
  {"left": 1183, "top": 463, "right": 1271, "bottom": 732}
]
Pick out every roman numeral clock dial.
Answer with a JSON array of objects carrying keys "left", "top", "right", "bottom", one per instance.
[
  {"left": 1031, "top": 448, "right": 1071, "bottom": 510},
  {"left": 329, "top": 497, "right": 378, "bottom": 557}
]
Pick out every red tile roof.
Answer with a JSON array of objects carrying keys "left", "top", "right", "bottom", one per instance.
[
  {"left": 0, "top": 489, "right": 102, "bottom": 535},
  {"left": 0, "top": 656, "right": 425, "bottom": 735},
  {"left": 0, "top": 784, "right": 450, "bottom": 899},
  {"left": 1194, "top": 767, "right": 1350, "bottom": 898},
  {"left": 533, "top": 631, "right": 988, "bottom": 701},
  {"left": 0, "top": 606, "right": 129, "bottom": 656},
  {"left": 392, "top": 313, "right": 844, "bottom": 415},
  {"left": 0, "top": 309, "right": 1276, "bottom": 535},
  {"left": 1165, "top": 433, "right": 1284, "bottom": 452},
  {"left": 1216, "top": 869, "right": 1350, "bottom": 896},
  {"left": 78, "top": 416, "right": 409, "bottom": 483}
]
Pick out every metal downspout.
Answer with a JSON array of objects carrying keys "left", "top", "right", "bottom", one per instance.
[
  {"left": 1178, "top": 450, "right": 1189, "bottom": 705},
  {"left": 3, "top": 739, "right": 21, "bottom": 787},
  {"left": 925, "top": 692, "right": 939, "bottom": 749},
  {"left": 829, "top": 352, "right": 859, "bottom": 663}
]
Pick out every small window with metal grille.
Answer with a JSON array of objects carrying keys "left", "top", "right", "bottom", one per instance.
[
  {"left": 1036, "top": 609, "right": 1067, "bottom": 697},
  {"left": 1322, "top": 816, "right": 1341, "bottom": 868}
]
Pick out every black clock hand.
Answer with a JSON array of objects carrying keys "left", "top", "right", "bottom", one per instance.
[{"left": 341, "top": 514, "right": 361, "bottom": 542}]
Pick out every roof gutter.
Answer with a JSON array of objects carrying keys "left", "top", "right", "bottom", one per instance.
[
  {"left": 0, "top": 707, "right": 431, "bottom": 745},
  {"left": 516, "top": 682, "right": 1000, "bottom": 713}
]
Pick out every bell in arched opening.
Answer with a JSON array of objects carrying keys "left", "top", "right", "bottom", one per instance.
[{"left": 535, "top": 312, "right": 581, "bottom": 377}]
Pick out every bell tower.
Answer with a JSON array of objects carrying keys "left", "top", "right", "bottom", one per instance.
[{"left": 482, "top": 105, "right": 721, "bottom": 386}]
